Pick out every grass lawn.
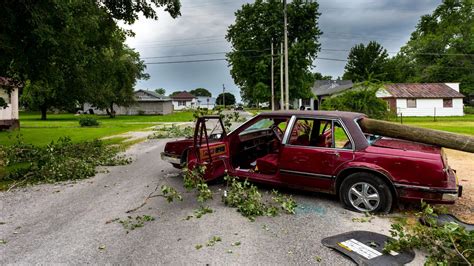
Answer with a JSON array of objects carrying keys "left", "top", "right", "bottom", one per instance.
[
  {"left": 0, "top": 111, "right": 195, "bottom": 146},
  {"left": 388, "top": 114, "right": 474, "bottom": 136}
]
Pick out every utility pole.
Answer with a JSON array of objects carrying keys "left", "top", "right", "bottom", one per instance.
[
  {"left": 280, "top": 43, "right": 284, "bottom": 110},
  {"left": 222, "top": 84, "right": 225, "bottom": 108},
  {"left": 271, "top": 40, "right": 274, "bottom": 111},
  {"left": 283, "top": 0, "right": 290, "bottom": 110}
]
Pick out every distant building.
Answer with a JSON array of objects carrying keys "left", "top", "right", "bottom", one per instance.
[
  {"left": 296, "top": 80, "right": 353, "bottom": 110},
  {"left": 171, "top": 91, "right": 197, "bottom": 110},
  {"left": 84, "top": 90, "right": 173, "bottom": 115},
  {"left": 196, "top": 96, "right": 216, "bottom": 109},
  {"left": 0, "top": 77, "right": 20, "bottom": 130},
  {"left": 377, "top": 83, "right": 464, "bottom": 116}
]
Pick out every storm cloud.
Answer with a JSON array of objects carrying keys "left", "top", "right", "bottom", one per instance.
[{"left": 122, "top": 0, "right": 442, "bottom": 101}]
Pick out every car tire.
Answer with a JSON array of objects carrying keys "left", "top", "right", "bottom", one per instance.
[{"left": 339, "top": 172, "right": 393, "bottom": 213}]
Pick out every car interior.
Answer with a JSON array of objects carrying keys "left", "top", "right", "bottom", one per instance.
[{"left": 231, "top": 117, "right": 352, "bottom": 175}]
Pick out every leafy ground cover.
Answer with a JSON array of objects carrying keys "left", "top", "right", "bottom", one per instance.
[
  {"left": 388, "top": 114, "right": 474, "bottom": 136},
  {"left": 0, "top": 111, "right": 194, "bottom": 146}
]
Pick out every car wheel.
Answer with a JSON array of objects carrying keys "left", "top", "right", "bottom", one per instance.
[{"left": 340, "top": 172, "right": 393, "bottom": 213}]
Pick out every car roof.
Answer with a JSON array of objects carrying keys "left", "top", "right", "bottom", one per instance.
[{"left": 258, "top": 110, "right": 366, "bottom": 120}]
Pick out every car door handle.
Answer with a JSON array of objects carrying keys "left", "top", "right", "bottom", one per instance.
[{"left": 330, "top": 151, "right": 340, "bottom": 157}]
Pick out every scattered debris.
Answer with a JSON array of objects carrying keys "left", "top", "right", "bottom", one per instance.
[
  {"left": 206, "top": 236, "right": 222, "bottom": 247},
  {"left": 0, "top": 239, "right": 7, "bottom": 244},
  {"left": 118, "top": 215, "right": 155, "bottom": 233},
  {"left": 98, "top": 244, "right": 106, "bottom": 250},
  {"left": 194, "top": 206, "right": 213, "bottom": 218},
  {"left": 195, "top": 244, "right": 203, "bottom": 250},
  {"left": 231, "top": 241, "right": 241, "bottom": 246}
]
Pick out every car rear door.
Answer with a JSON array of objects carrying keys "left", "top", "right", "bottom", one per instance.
[{"left": 279, "top": 116, "right": 355, "bottom": 193}]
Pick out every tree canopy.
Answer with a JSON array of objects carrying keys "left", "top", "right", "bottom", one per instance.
[
  {"left": 190, "top": 88, "right": 212, "bottom": 97},
  {"left": 397, "top": 0, "right": 474, "bottom": 96},
  {"left": 216, "top": 92, "right": 236, "bottom": 106},
  {"left": 155, "top": 88, "right": 166, "bottom": 95},
  {"left": 342, "top": 41, "right": 389, "bottom": 82},
  {"left": 226, "top": 0, "right": 322, "bottom": 105},
  {"left": 0, "top": 0, "right": 180, "bottom": 119}
]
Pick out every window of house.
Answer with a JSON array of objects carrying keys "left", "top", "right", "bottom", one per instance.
[
  {"left": 178, "top": 101, "right": 186, "bottom": 106},
  {"left": 407, "top": 99, "right": 417, "bottom": 108},
  {"left": 443, "top": 98, "right": 453, "bottom": 108}
]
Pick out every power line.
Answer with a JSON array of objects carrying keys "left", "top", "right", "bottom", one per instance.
[
  {"left": 141, "top": 49, "right": 272, "bottom": 59},
  {"left": 144, "top": 56, "right": 349, "bottom": 65}
]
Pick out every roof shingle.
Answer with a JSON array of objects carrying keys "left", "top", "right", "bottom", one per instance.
[{"left": 384, "top": 83, "right": 464, "bottom": 98}]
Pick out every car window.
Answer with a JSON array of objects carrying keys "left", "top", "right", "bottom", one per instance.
[
  {"left": 334, "top": 121, "right": 352, "bottom": 149},
  {"left": 239, "top": 118, "right": 288, "bottom": 135},
  {"left": 289, "top": 118, "right": 332, "bottom": 147}
]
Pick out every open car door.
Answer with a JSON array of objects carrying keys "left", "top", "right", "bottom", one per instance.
[{"left": 187, "top": 115, "right": 229, "bottom": 181}]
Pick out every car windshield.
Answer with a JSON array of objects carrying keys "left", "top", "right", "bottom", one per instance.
[{"left": 239, "top": 117, "right": 288, "bottom": 135}]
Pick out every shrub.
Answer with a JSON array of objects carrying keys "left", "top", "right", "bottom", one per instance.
[
  {"left": 78, "top": 116, "right": 99, "bottom": 127},
  {"left": 464, "top": 106, "right": 474, "bottom": 114},
  {"left": 321, "top": 82, "right": 389, "bottom": 119}
]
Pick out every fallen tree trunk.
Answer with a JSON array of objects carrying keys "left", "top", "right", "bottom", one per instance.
[{"left": 359, "top": 118, "right": 474, "bottom": 153}]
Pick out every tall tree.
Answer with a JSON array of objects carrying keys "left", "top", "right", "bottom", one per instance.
[
  {"left": 313, "top": 72, "right": 332, "bottom": 81},
  {"left": 190, "top": 88, "right": 212, "bottom": 97},
  {"left": 216, "top": 92, "right": 236, "bottom": 106},
  {"left": 155, "top": 88, "right": 166, "bottom": 95},
  {"left": 342, "top": 41, "right": 389, "bottom": 82},
  {"left": 226, "top": 0, "right": 321, "bottom": 105},
  {"left": 0, "top": 0, "right": 181, "bottom": 119},
  {"left": 400, "top": 0, "right": 474, "bottom": 96},
  {"left": 88, "top": 46, "right": 149, "bottom": 118}
]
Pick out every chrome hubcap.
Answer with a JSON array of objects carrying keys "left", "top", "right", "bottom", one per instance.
[{"left": 348, "top": 182, "right": 380, "bottom": 212}]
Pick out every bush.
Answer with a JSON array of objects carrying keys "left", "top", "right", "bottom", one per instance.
[
  {"left": 321, "top": 82, "right": 389, "bottom": 119},
  {"left": 464, "top": 106, "right": 474, "bottom": 114},
  {"left": 78, "top": 116, "right": 99, "bottom": 127}
]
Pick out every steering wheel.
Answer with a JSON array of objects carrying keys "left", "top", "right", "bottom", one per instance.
[{"left": 271, "top": 125, "right": 284, "bottom": 141}]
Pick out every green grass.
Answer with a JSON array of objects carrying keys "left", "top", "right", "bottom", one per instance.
[
  {"left": 0, "top": 111, "right": 195, "bottom": 146},
  {"left": 388, "top": 114, "right": 474, "bottom": 136}
]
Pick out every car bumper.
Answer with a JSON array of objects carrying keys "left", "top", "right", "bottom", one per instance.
[
  {"left": 160, "top": 152, "right": 181, "bottom": 165},
  {"left": 395, "top": 183, "right": 462, "bottom": 204}
]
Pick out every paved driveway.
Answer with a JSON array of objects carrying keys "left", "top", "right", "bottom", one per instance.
[{"left": 0, "top": 139, "right": 419, "bottom": 264}]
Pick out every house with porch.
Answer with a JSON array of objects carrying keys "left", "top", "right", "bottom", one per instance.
[
  {"left": 296, "top": 80, "right": 353, "bottom": 110},
  {"left": 0, "top": 77, "right": 20, "bottom": 130},
  {"left": 377, "top": 83, "right": 464, "bottom": 116},
  {"left": 171, "top": 91, "right": 197, "bottom": 110}
]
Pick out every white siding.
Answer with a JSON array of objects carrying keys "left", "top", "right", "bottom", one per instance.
[
  {"left": 172, "top": 99, "right": 196, "bottom": 110},
  {"left": 396, "top": 98, "right": 463, "bottom": 117},
  {"left": 0, "top": 87, "right": 18, "bottom": 120}
]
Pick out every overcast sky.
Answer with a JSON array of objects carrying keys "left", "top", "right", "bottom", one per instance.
[{"left": 122, "top": 0, "right": 442, "bottom": 101}]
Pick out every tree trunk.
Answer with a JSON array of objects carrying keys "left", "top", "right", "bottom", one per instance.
[
  {"left": 359, "top": 118, "right": 474, "bottom": 153},
  {"left": 40, "top": 106, "right": 47, "bottom": 120},
  {"left": 109, "top": 103, "right": 115, "bottom": 118}
]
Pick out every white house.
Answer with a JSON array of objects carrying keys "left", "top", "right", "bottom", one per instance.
[
  {"left": 0, "top": 77, "right": 20, "bottom": 130},
  {"left": 171, "top": 91, "right": 197, "bottom": 110},
  {"left": 377, "top": 83, "right": 464, "bottom": 117},
  {"left": 196, "top": 96, "right": 216, "bottom": 109},
  {"left": 84, "top": 90, "right": 173, "bottom": 115}
]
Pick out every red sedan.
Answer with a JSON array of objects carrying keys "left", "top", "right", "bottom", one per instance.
[{"left": 161, "top": 111, "right": 461, "bottom": 212}]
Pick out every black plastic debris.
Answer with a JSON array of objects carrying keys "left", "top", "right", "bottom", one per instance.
[
  {"left": 321, "top": 231, "right": 415, "bottom": 266},
  {"left": 420, "top": 213, "right": 474, "bottom": 231}
]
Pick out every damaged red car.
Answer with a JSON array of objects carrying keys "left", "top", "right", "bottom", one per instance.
[{"left": 161, "top": 111, "right": 461, "bottom": 212}]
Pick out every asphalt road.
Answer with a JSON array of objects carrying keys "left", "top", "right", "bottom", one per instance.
[{"left": 0, "top": 138, "right": 421, "bottom": 264}]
